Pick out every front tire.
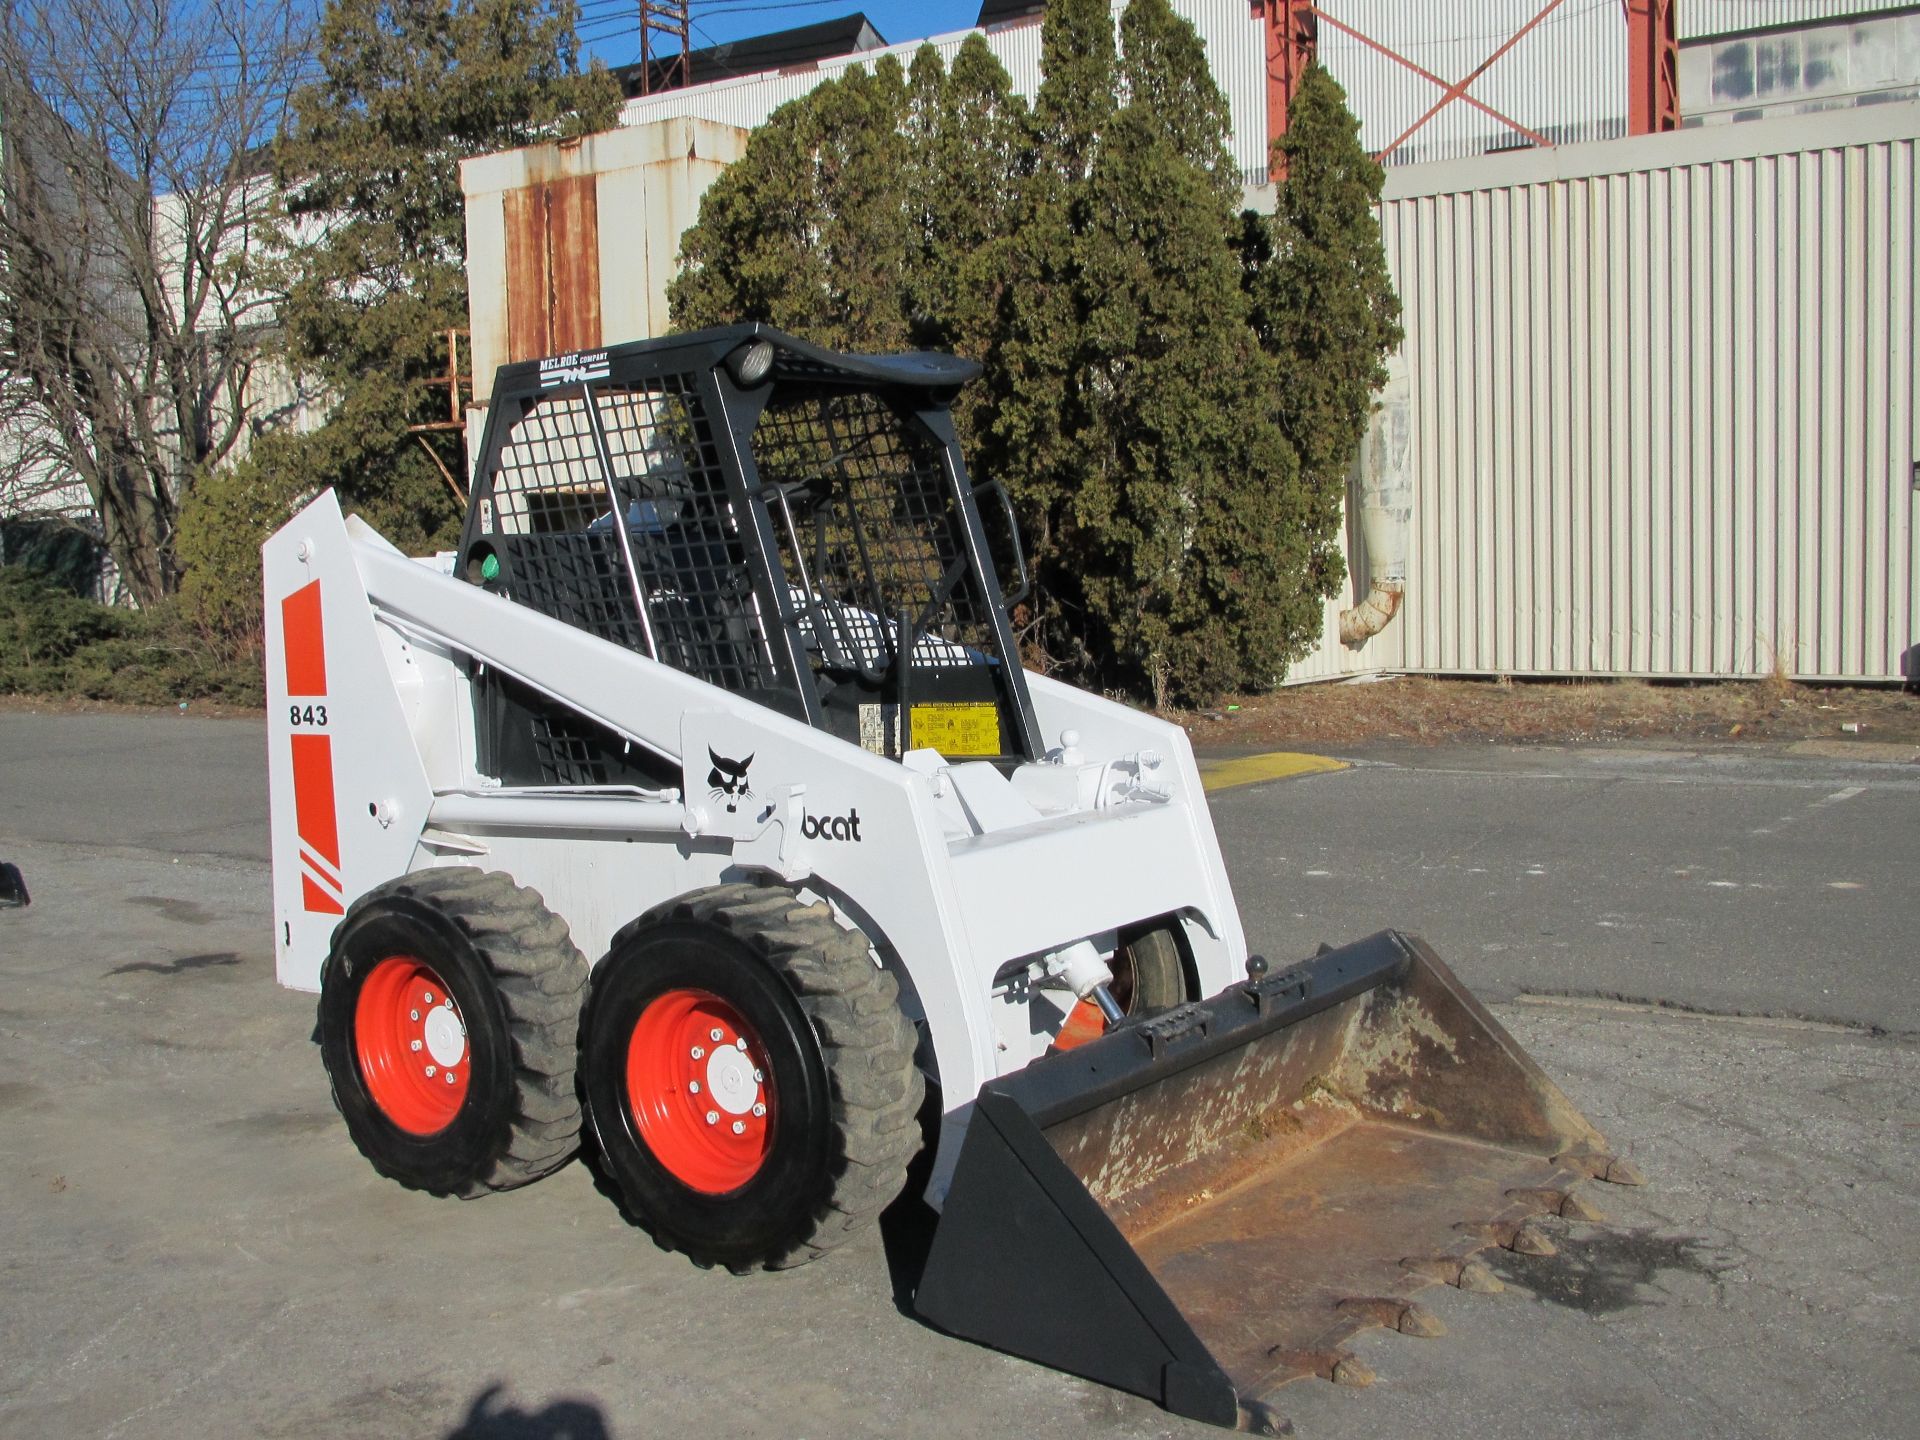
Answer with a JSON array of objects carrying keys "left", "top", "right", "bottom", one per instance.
[
  {"left": 579, "top": 883, "right": 923, "bottom": 1271},
  {"left": 318, "top": 867, "right": 588, "bottom": 1197}
]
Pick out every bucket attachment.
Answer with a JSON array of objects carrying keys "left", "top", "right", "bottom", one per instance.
[{"left": 916, "top": 931, "right": 1638, "bottom": 1432}]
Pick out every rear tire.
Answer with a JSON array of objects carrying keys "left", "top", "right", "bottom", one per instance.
[
  {"left": 1054, "top": 921, "right": 1190, "bottom": 1049},
  {"left": 318, "top": 867, "right": 587, "bottom": 1197},
  {"left": 579, "top": 883, "right": 923, "bottom": 1271},
  {"left": 1113, "top": 923, "right": 1188, "bottom": 1013}
]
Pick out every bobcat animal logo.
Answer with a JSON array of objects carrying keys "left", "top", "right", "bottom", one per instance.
[{"left": 707, "top": 749, "right": 754, "bottom": 814}]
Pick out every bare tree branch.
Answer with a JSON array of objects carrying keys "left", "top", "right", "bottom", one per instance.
[{"left": 0, "top": 0, "right": 313, "bottom": 604}]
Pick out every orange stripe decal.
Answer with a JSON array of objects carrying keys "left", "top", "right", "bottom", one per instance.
[
  {"left": 292, "top": 732, "right": 342, "bottom": 913},
  {"left": 282, "top": 580, "right": 327, "bottom": 697},
  {"left": 301, "top": 872, "right": 345, "bottom": 916}
]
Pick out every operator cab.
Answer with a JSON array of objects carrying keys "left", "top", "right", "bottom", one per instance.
[{"left": 457, "top": 325, "right": 1040, "bottom": 788}]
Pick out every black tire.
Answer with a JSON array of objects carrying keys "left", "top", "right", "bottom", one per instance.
[
  {"left": 578, "top": 882, "right": 924, "bottom": 1271},
  {"left": 1112, "top": 922, "right": 1189, "bottom": 1015},
  {"left": 318, "top": 866, "right": 588, "bottom": 1197}
]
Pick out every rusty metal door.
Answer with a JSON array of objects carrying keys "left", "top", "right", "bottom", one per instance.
[{"left": 504, "top": 174, "right": 602, "bottom": 362}]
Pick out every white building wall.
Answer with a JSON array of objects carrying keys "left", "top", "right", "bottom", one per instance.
[{"left": 1289, "top": 99, "right": 1920, "bottom": 685}]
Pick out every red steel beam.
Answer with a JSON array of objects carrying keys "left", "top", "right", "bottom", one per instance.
[
  {"left": 1256, "top": 0, "right": 1319, "bottom": 181},
  {"left": 1626, "top": 0, "right": 1680, "bottom": 133},
  {"left": 1375, "top": 0, "right": 1570, "bottom": 162},
  {"left": 1308, "top": 5, "right": 1552, "bottom": 153}
]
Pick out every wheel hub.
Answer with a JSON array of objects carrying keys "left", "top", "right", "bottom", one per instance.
[
  {"left": 705, "top": 1043, "right": 758, "bottom": 1116},
  {"left": 353, "top": 956, "right": 471, "bottom": 1135},
  {"left": 424, "top": 1004, "right": 467, "bottom": 1068},
  {"left": 626, "top": 988, "right": 773, "bottom": 1193}
]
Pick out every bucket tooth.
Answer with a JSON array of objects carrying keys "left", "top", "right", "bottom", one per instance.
[
  {"left": 1330, "top": 1354, "right": 1376, "bottom": 1388},
  {"left": 1508, "top": 1221, "right": 1558, "bottom": 1257},
  {"left": 1507, "top": 1184, "right": 1603, "bottom": 1221},
  {"left": 1559, "top": 1191, "right": 1608, "bottom": 1223},
  {"left": 1395, "top": 1302, "right": 1446, "bottom": 1338},
  {"left": 1338, "top": 1297, "right": 1448, "bottom": 1338},
  {"left": 1268, "top": 1347, "right": 1375, "bottom": 1388},
  {"left": 1236, "top": 1398, "right": 1294, "bottom": 1436},
  {"left": 1401, "top": 1255, "right": 1466, "bottom": 1287},
  {"left": 1455, "top": 1259, "right": 1505, "bottom": 1294},
  {"left": 1554, "top": 1147, "right": 1648, "bottom": 1187}
]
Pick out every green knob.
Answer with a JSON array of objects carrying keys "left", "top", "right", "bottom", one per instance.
[{"left": 480, "top": 553, "right": 500, "bottom": 581}]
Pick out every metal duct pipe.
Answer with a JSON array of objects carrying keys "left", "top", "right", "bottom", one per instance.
[{"left": 1339, "top": 352, "right": 1413, "bottom": 650}]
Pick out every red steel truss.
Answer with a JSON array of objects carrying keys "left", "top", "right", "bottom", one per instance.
[{"left": 1253, "top": 0, "right": 1682, "bottom": 177}]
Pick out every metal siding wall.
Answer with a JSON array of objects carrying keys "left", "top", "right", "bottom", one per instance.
[
  {"left": 1286, "top": 104, "right": 1920, "bottom": 684},
  {"left": 1681, "top": 0, "right": 1914, "bottom": 39}
]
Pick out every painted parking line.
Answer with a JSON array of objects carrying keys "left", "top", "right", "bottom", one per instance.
[{"left": 1200, "top": 751, "right": 1347, "bottom": 792}]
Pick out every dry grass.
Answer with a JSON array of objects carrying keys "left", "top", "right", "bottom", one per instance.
[{"left": 1180, "top": 676, "right": 1920, "bottom": 750}]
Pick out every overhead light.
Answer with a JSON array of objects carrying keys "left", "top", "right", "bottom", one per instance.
[{"left": 725, "top": 339, "right": 775, "bottom": 387}]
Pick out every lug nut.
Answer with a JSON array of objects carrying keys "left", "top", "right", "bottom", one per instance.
[
  {"left": 411, "top": 1040, "right": 422, "bottom": 1052},
  {"left": 751, "top": 1068, "right": 763, "bottom": 1083},
  {"left": 690, "top": 1045, "right": 705, "bottom": 1060},
  {"left": 423, "top": 991, "right": 434, "bottom": 1003},
  {"left": 688, "top": 1081, "right": 701, "bottom": 1094},
  {"left": 410, "top": 1009, "right": 420, "bottom": 1021},
  {"left": 709, "top": 1028, "right": 724, "bottom": 1042},
  {"left": 445, "top": 1071, "right": 456, "bottom": 1084},
  {"left": 705, "top": 1111, "right": 719, "bottom": 1125},
  {"left": 731, "top": 1120, "right": 745, "bottom": 1135},
  {"left": 751, "top": 1103, "right": 766, "bottom": 1117},
  {"left": 736, "top": 1038, "right": 748, "bottom": 1052},
  {"left": 425, "top": 1065, "right": 436, "bottom": 1077}
]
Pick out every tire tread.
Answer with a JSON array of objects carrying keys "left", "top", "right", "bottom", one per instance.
[
  {"left": 330, "top": 866, "right": 587, "bottom": 1198},
  {"left": 596, "top": 883, "right": 924, "bottom": 1268}
]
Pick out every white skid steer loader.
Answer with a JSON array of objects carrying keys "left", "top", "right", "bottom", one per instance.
[{"left": 264, "top": 325, "right": 1639, "bottom": 1431}]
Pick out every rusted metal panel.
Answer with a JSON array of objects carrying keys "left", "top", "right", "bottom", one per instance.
[
  {"left": 546, "top": 175, "right": 601, "bottom": 357},
  {"left": 463, "top": 118, "right": 750, "bottom": 461},
  {"left": 502, "top": 185, "right": 550, "bottom": 363},
  {"left": 503, "top": 176, "right": 601, "bottom": 364}
]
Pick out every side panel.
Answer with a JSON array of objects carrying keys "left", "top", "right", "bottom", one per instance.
[
  {"left": 263, "top": 493, "right": 435, "bottom": 991},
  {"left": 945, "top": 804, "right": 1235, "bottom": 978},
  {"left": 1023, "top": 671, "right": 1248, "bottom": 996}
]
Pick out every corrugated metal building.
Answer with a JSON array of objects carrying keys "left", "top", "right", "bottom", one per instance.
[{"left": 1286, "top": 99, "right": 1919, "bottom": 685}]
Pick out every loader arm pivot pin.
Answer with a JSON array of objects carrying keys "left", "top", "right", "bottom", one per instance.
[{"left": 1091, "top": 984, "right": 1125, "bottom": 1028}]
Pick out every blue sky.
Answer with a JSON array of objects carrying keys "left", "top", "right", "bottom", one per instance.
[{"left": 578, "top": 2, "right": 987, "bottom": 70}]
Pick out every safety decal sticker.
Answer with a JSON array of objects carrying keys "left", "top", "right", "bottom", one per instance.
[{"left": 282, "top": 580, "right": 343, "bottom": 915}]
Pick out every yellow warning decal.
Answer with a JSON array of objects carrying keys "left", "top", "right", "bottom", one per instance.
[{"left": 911, "top": 702, "right": 1003, "bottom": 757}]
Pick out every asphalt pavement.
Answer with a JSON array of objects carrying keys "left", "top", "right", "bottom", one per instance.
[
  {"left": 0, "top": 710, "right": 1914, "bottom": 1440},
  {"left": 1212, "top": 742, "right": 1920, "bottom": 1035}
]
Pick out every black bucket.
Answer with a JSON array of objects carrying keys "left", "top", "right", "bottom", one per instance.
[{"left": 916, "top": 931, "right": 1635, "bottom": 1431}]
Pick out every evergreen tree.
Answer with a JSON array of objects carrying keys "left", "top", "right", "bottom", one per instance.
[
  {"left": 670, "top": 59, "right": 912, "bottom": 353},
  {"left": 900, "top": 38, "right": 1029, "bottom": 359},
  {"left": 667, "top": 11, "right": 1399, "bottom": 704},
  {"left": 976, "top": 0, "right": 1115, "bottom": 673},
  {"left": 1241, "top": 63, "right": 1403, "bottom": 606},
  {"left": 1057, "top": 0, "right": 1301, "bottom": 704},
  {"left": 217, "top": 0, "right": 618, "bottom": 567},
  {"left": 670, "top": 40, "right": 1025, "bottom": 452}
]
